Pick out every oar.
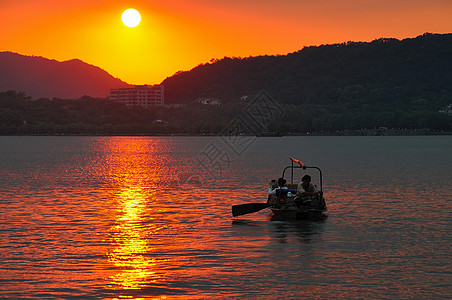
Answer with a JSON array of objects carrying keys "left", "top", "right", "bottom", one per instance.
[{"left": 231, "top": 202, "right": 270, "bottom": 217}]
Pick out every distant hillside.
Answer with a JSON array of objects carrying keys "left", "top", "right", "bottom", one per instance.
[
  {"left": 1, "top": 33, "right": 451, "bottom": 135},
  {"left": 162, "top": 33, "right": 452, "bottom": 110},
  {"left": 0, "top": 52, "right": 131, "bottom": 99}
]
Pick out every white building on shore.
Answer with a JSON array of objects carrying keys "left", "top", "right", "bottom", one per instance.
[
  {"left": 109, "top": 85, "right": 164, "bottom": 108},
  {"left": 439, "top": 104, "right": 452, "bottom": 114}
]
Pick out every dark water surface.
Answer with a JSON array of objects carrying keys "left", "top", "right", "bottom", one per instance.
[{"left": 0, "top": 136, "right": 451, "bottom": 299}]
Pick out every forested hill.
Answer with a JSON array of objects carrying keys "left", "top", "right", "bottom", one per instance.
[
  {"left": 1, "top": 33, "right": 451, "bottom": 135},
  {"left": 162, "top": 33, "right": 452, "bottom": 110},
  {"left": 0, "top": 52, "right": 130, "bottom": 99}
]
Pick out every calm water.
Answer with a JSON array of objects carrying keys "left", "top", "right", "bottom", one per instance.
[{"left": 0, "top": 136, "right": 451, "bottom": 299}]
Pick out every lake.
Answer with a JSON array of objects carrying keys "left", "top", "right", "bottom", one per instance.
[{"left": 0, "top": 136, "right": 451, "bottom": 299}]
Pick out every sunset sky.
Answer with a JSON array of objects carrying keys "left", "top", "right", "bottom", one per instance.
[{"left": 1, "top": 0, "right": 451, "bottom": 85}]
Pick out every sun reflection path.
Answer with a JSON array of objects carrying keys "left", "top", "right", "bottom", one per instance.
[
  {"left": 99, "top": 137, "right": 210, "bottom": 295},
  {"left": 102, "top": 138, "right": 172, "bottom": 291},
  {"left": 108, "top": 187, "right": 166, "bottom": 290}
]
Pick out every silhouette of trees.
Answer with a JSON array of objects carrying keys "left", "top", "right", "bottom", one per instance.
[
  {"left": 162, "top": 33, "right": 452, "bottom": 109},
  {"left": 0, "top": 90, "right": 451, "bottom": 135},
  {"left": 1, "top": 34, "right": 452, "bottom": 135}
]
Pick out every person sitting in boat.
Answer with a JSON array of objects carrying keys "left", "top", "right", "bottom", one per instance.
[
  {"left": 295, "top": 175, "right": 319, "bottom": 208},
  {"left": 268, "top": 177, "right": 292, "bottom": 206},
  {"left": 268, "top": 177, "right": 288, "bottom": 195}
]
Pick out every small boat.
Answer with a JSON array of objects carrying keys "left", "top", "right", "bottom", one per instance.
[
  {"left": 232, "top": 158, "right": 328, "bottom": 220},
  {"left": 268, "top": 158, "right": 327, "bottom": 220}
]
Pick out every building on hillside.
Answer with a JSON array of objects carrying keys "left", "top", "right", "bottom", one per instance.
[
  {"left": 165, "top": 103, "right": 185, "bottom": 108},
  {"left": 109, "top": 85, "right": 164, "bottom": 108},
  {"left": 195, "top": 97, "right": 222, "bottom": 106},
  {"left": 439, "top": 104, "right": 452, "bottom": 114}
]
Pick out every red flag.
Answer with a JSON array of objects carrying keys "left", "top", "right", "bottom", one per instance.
[{"left": 290, "top": 157, "right": 304, "bottom": 167}]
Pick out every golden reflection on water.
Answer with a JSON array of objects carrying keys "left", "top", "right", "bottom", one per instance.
[
  {"left": 103, "top": 138, "right": 169, "bottom": 290},
  {"left": 108, "top": 188, "right": 162, "bottom": 290},
  {"left": 2, "top": 136, "right": 450, "bottom": 299}
]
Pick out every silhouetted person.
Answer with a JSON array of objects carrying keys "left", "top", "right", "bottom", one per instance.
[
  {"left": 268, "top": 177, "right": 288, "bottom": 195},
  {"left": 295, "top": 175, "right": 320, "bottom": 208}
]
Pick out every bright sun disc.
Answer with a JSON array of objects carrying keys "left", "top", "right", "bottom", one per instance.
[{"left": 122, "top": 8, "right": 141, "bottom": 27}]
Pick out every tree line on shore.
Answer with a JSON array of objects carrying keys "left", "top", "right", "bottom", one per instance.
[{"left": 1, "top": 91, "right": 451, "bottom": 135}]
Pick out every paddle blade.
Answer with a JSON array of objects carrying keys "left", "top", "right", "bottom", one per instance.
[{"left": 232, "top": 203, "right": 269, "bottom": 217}]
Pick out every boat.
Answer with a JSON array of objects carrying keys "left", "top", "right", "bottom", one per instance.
[
  {"left": 232, "top": 158, "right": 328, "bottom": 220},
  {"left": 268, "top": 158, "right": 327, "bottom": 220}
]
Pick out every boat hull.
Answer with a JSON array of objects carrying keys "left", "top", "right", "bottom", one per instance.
[{"left": 271, "top": 207, "right": 327, "bottom": 221}]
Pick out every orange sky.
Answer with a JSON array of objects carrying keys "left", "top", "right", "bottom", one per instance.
[{"left": 1, "top": 0, "right": 451, "bottom": 85}]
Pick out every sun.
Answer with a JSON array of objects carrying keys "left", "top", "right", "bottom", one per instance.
[{"left": 122, "top": 8, "right": 141, "bottom": 27}]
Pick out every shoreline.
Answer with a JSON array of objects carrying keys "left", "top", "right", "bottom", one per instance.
[{"left": 1, "top": 130, "right": 451, "bottom": 137}]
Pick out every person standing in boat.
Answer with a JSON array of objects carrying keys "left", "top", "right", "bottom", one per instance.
[{"left": 295, "top": 175, "right": 319, "bottom": 208}]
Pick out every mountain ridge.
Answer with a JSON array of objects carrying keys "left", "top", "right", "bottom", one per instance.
[
  {"left": 161, "top": 33, "right": 452, "bottom": 107},
  {"left": 0, "top": 52, "right": 131, "bottom": 99},
  {"left": 1, "top": 33, "right": 451, "bottom": 108}
]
